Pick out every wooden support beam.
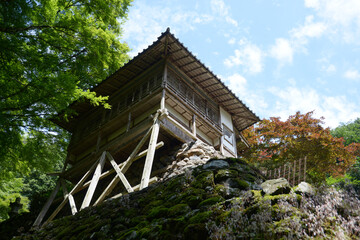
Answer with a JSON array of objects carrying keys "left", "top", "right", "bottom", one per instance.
[
  {"left": 197, "top": 76, "right": 214, "bottom": 85},
  {"left": 191, "top": 71, "right": 208, "bottom": 79},
  {"left": 173, "top": 54, "right": 190, "bottom": 62},
  {"left": 93, "top": 144, "right": 162, "bottom": 205},
  {"left": 203, "top": 82, "right": 221, "bottom": 89},
  {"left": 76, "top": 141, "right": 164, "bottom": 195},
  {"left": 60, "top": 179, "right": 77, "bottom": 215},
  {"left": 179, "top": 60, "right": 197, "bottom": 69},
  {"left": 160, "top": 89, "right": 166, "bottom": 110},
  {"left": 80, "top": 152, "right": 106, "bottom": 210},
  {"left": 140, "top": 119, "right": 160, "bottom": 190},
  {"left": 44, "top": 158, "right": 100, "bottom": 225},
  {"left": 184, "top": 65, "right": 202, "bottom": 75},
  {"left": 106, "top": 152, "right": 134, "bottom": 193},
  {"left": 93, "top": 120, "right": 160, "bottom": 206},
  {"left": 166, "top": 115, "right": 196, "bottom": 140},
  {"left": 192, "top": 114, "right": 196, "bottom": 136},
  {"left": 33, "top": 180, "right": 61, "bottom": 227},
  {"left": 121, "top": 123, "right": 155, "bottom": 173}
]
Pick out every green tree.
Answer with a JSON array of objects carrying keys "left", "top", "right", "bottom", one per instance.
[
  {"left": 330, "top": 118, "right": 360, "bottom": 190},
  {"left": 0, "top": 0, "right": 131, "bottom": 178},
  {"left": 331, "top": 118, "right": 360, "bottom": 146},
  {"left": 0, "top": 0, "right": 131, "bottom": 221},
  {"left": 242, "top": 112, "right": 360, "bottom": 182}
]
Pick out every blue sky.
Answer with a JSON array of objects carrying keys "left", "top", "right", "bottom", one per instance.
[{"left": 122, "top": 0, "right": 360, "bottom": 128}]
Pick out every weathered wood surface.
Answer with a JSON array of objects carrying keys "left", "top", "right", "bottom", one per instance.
[
  {"left": 106, "top": 152, "right": 134, "bottom": 193},
  {"left": 60, "top": 179, "right": 77, "bottom": 215},
  {"left": 80, "top": 152, "right": 106, "bottom": 210},
  {"left": 140, "top": 119, "right": 160, "bottom": 190}
]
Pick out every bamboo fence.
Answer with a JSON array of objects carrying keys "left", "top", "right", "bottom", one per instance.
[{"left": 262, "top": 157, "right": 307, "bottom": 186}]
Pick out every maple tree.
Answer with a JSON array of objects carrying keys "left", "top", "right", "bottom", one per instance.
[{"left": 241, "top": 112, "right": 360, "bottom": 181}]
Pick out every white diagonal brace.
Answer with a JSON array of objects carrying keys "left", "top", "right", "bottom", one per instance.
[
  {"left": 80, "top": 151, "right": 106, "bottom": 210},
  {"left": 44, "top": 157, "right": 100, "bottom": 225},
  {"left": 93, "top": 141, "right": 164, "bottom": 206},
  {"left": 60, "top": 179, "right": 77, "bottom": 215},
  {"left": 140, "top": 118, "right": 160, "bottom": 190},
  {"left": 106, "top": 151, "right": 134, "bottom": 193}
]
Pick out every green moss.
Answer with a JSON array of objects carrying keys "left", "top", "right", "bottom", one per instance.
[
  {"left": 215, "top": 169, "right": 238, "bottom": 182},
  {"left": 198, "top": 196, "right": 224, "bottom": 207},
  {"left": 214, "top": 184, "right": 227, "bottom": 196},
  {"left": 191, "top": 171, "right": 214, "bottom": 189},
  {"left": 188, "top": 211, "right": 213, "bottom": 224},
  {"left": 165, "top": 176, "right": 185, "bottom": 193},
  {"left": 184, "top": 195, "right": 203, "bottom": 209},
  {"left": 168, "top": 204, "right": 191, "bottom": 217},
  {"left": 148, "top": 206, "right": 169, "bottom": 219},
  {"left": 117, "top": 228, "right": 138, "bottom": 240},
  {"left": 163, "top": 217, "right": 186, "bottom": 233},
  {"left": 55, "top": 225, "right": 74, "bottom": 239},
  {"left": 263, "top": 194, "right": 295, "bottom": 205},
  {"left": 138, "top": 227, "right": 152, "bottom": 238},
  {"left": 143, "top": 199, "right": 164, "bottom": 213},
  {"left": 216, "top": 210, "right": 231, "bottom": 223},
  {"left": 241, "top": 173, "right": 258, "bottom": 182},
  {"left": 230, "top": 178, "right": 250, "bottom": 190}
]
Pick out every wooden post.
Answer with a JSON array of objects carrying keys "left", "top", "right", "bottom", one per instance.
[
  {"left": 106, "top": 151, "right": 134, "bottom": 193},
  {"left": 33, "top": 180, "right": 61, "bottom": 227},
  {"left": 44, "top": 158, "right": 100, "bottom": 225},
  {"left": 80, "top": 152, "right": 106, "bottom": 210},
  {"left": 163, "top": 63, "right": 168, "bottom": 88},
  {"left": 140, "top": 118, "right": 160, "bottom": 190},
  {"left": 288, "top": 165, "right": 291, "bottom": 184},
  {"left": 192, "top": 114, "right": 196, "bottom": 136},
  {"left": 93, "top": 124, "right": 159, "bottom": 206},
  {"left": 60, "top": 179, "right": 77, "bottom": 215},
  {"left": 161, "top": 89, "right": 166, "bottom": 110},
  {"left": 304, "top": 156, "right": 307, "bottom": 182}
]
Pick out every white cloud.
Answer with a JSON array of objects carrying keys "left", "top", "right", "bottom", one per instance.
[
  {"left": 122, "top": 3, "right": 214, "bottom": 57},
  {"left": 228, "top": 38, "right": 236, "bottom": 45},
  {"left": 268, "top": 15, "right": 326, "bottom": 66},
  {"left": 269, "top": 38, "right": 294, "bottom": 64},
  {"left": 344, "top": 70, "right": 360, "bottom": 80},
  {"left": 304, "top": 0, "right": 320, "bottom": 9},
  {"left": 304, "top": 0, "right": 360, "bottom": 43},
  {"left": 224, "top": 42, "right": 264, "bottom": 74},
  {"left": 323, "top": 64, "right": 336, "bottom": 73},
  {"left": 268, "top": 86, "right": 360, "bottom": 128},
  {"left": 210, "top": 0, "right": 238, "bottom": 26},
  {"left": 223, "top": 73, "right": 268, "bottom": 113},
  {"left": 290, "top": 15, "right": 327, "bottom": 44}
]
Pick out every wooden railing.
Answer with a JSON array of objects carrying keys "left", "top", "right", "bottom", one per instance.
[{"left": 262, "top": 157, "right": 307, "bottom": 186}]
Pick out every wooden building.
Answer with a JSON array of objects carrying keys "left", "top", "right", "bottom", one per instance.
[{"left": 34, "top": 28, "right": 259, "bottom": 226}]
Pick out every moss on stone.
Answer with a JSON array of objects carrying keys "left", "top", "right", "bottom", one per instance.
[
  {"left": 168, "top": 203, "right": 191, "bottom": 217},
  {"left": 191, "top": 171, "right": 214, "bottom": 189},
  {"left": 148, "top": 206, "right": 169, "bottom": 219},
  {"left": 188, "top": 211, "right": 213, "bottom": 224},
  {"left": 184, "top": 195, "right": 203, "bottom": 209},
  {"left": 215, "top": 169, "right": 239, "bottom": 182},
  {"left": 198, "top": 196, "right": 224, "bottom": 208}
]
